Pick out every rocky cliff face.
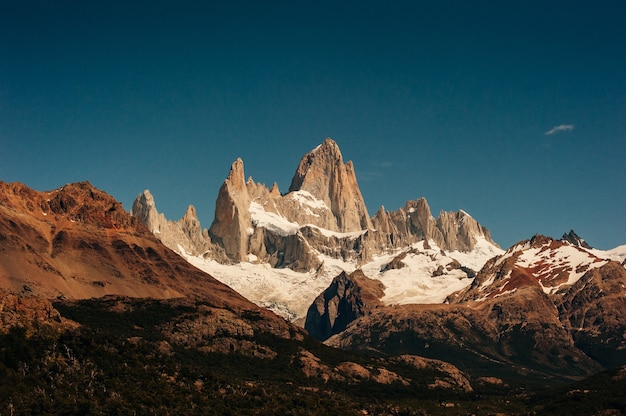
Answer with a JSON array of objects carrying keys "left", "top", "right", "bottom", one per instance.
[
  {"left": 131, "top": 190, "right": 213, "bottom": 257},
  {"left": 208, "top": 158, "right": 252, "bottom": 262},
  {"left": 437, "top": 209, "right": 494, "bottom": 252},
  {"left": 304, "top": 270, "right": 384, "bottom": 341},
  {"left": 556, "top": 261, "right": 626, "bottom": 368},
  {"left": 288, "top": 138, "right": 372, "bottom": 232},
  {"left": 370, "top": 200, "right": 496, "bottom": 253}
]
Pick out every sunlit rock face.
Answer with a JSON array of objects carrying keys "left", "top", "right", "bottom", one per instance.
[
  {"left": 208, "top": 158, "right": 252, "bottom": 262},
  {"left": 202, "top": 138, "right": 498, "bottom": 272},
  {"left": 370, "top": 198, "right": 498, "bottom": 253},
  {"left": 131, "top": 189, "right": 212, "bottom": 257},
  {"left": 207, "top": 139, "right": 376, "bottom": 271},
  {"left": 288, "top": 138, "right": 372, "bottom": 232}
]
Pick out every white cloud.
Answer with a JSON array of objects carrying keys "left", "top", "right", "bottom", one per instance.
[{"left": 545, "top": 124, "right": 574, "bottom": 135}]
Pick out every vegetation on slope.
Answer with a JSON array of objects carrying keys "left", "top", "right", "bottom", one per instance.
[{"left": 1, "top": 297, "right": 624, "bottom": 415}]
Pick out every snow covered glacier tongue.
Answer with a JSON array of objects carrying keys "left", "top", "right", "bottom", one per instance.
[{"left": 132, "top": 138, "right": 503, "bottom": 321}]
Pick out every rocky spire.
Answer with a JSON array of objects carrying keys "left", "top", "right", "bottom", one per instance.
[
  {"left": 288, "top": 138, "right": 372, "bottom": 232},
  {"left": 131, "top": 190, "right": 211, "bottom": 256},
  {"left": 561, "top": 229, "right": 592, "bottom": 249},
  {"left": 406, "top": 198, "right": 443, "bottom": 245},
  {"left": 131, "top": 190, "right": 167, "bottom": 234},
  {"left": 208, "top": 158, "right": 252, "bottom": 261}
]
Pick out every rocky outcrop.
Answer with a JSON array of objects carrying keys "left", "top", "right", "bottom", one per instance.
[
  {"left": 0, "top": 290, "right": 78, "bottom": 335},
  {"left": 561, "top": 229, "right": 592, "bottom": 249},
  {"left": 305, "top": 270, "right": 384, "bottom": 341},
  {"left": 131, "top": 190, "right": 213, "bottom": 257},
  {"left": 293, "top": 349, "right": 416, "bottom": 386},
  {"left": 393, "top": 355, "right": 473, "bottom": 392},
  {"left": 557, "top": 261, "right": 626, "bottom": 368}
]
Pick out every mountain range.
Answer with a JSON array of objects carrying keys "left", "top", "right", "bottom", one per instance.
[
  {"left": 131, "top": 139, "right": 625, "bottom": 323},
  {"left": 2, "top": 138, "right": 626, "bottom": 413},
  {"left": 131, "top": 138, "right": 506, "bottom": 321},
  {"left": 128, "top": 138, "right": 626, "bottom": 380}
]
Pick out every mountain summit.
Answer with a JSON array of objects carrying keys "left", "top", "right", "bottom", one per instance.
[
  {"left": 288, "top": 138, "right": 372, "bottom": 232},
  {"left": 561, "top": 229, "right": 592, "bottom": 249}
]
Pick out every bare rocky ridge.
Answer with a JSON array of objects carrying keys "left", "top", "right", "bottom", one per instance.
[{"left": 370, "top": 199, "right": 496, "bottom": 253}]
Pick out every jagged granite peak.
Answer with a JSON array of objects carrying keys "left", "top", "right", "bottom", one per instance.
[
  {"left": 226, "top": 157, "right": 247, "bottom": 191},
  {"left": 406, "top": 198, "right": 443, "bottom": 244},
  {"left": 370, "top": 198, "right": 498, "bottom": 252},
  {"left": 288, "top": 138, "right": 343, "bottom": 192},
  {"left": 288, "top": 138, "right": 372, "bottom": 232},
  {"left": 131, "top": 190, "right": 211, "bottom": 257},
  {"left": 208, "top": 158, "right": 252, "bottom": 262},
  {"left": 208, "top": 141, "right": 375, "bottom": 268},
  {"left": 437, "top": 209, "right": 494, "bottom": 252},
  {"left": 269, "top": 182, "right": 280, "bottom": 196},
  {"left": 143, "top": 138, "right": 499, "bottom": 282},
  {"left": 561, "top": 229, "right": 592, "bottom": 249},
  {"left": 130, "top": 189, "right": 167, "bottom": 234}
]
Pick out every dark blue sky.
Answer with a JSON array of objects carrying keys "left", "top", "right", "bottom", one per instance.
[{"left": 1, "top": 1, "right": 624, "bottom": 249}]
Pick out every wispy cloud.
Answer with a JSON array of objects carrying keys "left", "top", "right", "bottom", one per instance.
[{"left": 544, "top": 124, "right": 574, "bottom": 135}]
